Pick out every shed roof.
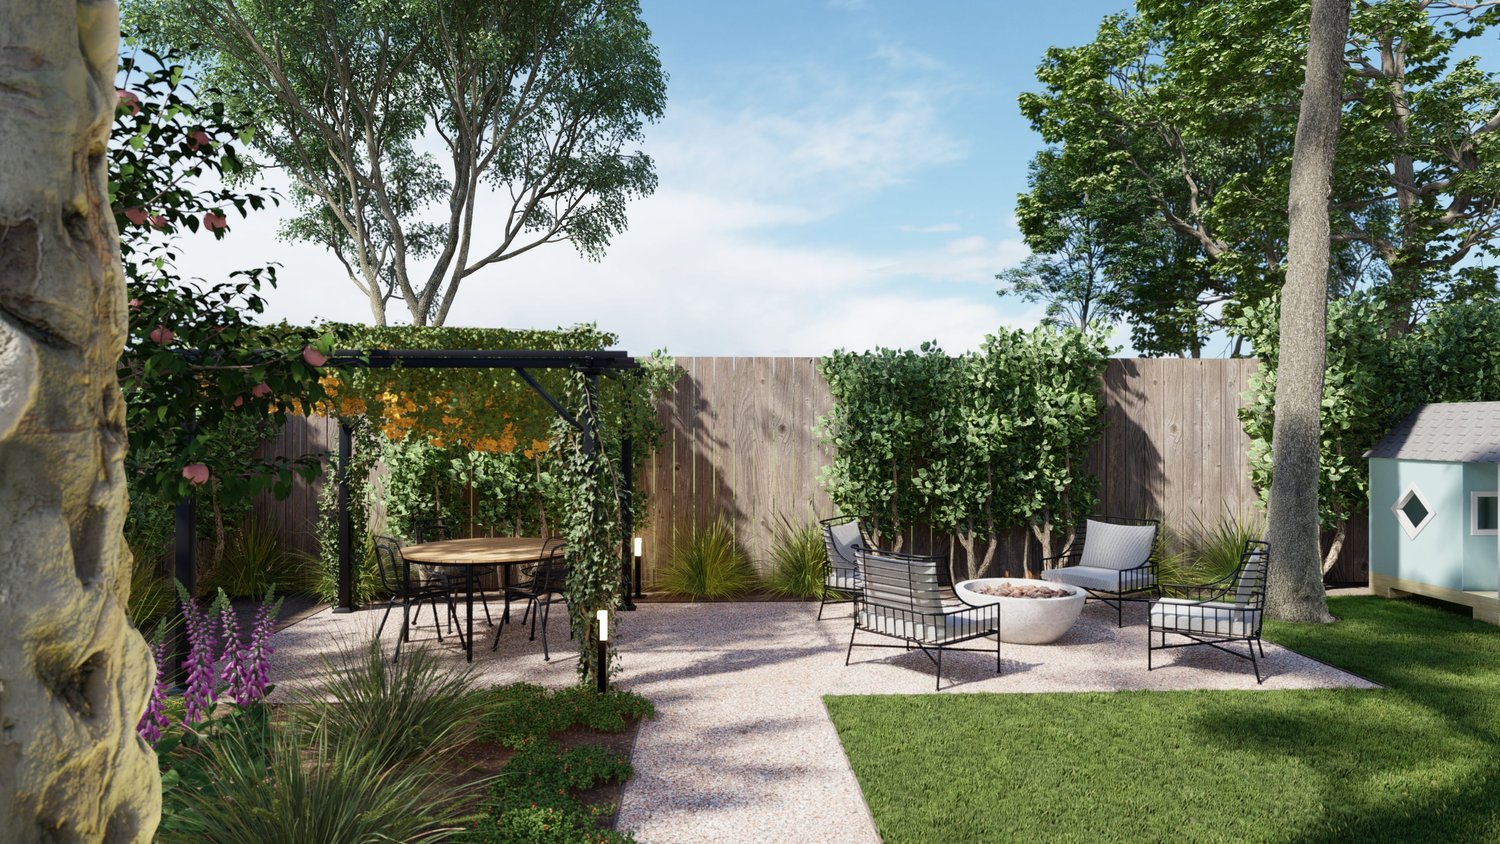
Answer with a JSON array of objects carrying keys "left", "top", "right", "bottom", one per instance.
[{"left": 1365, "top": 402, "right": 1500, "bottom": 463}]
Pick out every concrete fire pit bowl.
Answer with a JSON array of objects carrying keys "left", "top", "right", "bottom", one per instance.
[{"left": 955, "top": 577, "right": 1086, "bottom": 644}]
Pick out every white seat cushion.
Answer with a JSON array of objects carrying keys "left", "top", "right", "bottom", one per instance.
[
  {"left": 1042, "top": 565, "right": 1154, "bottom": 593},
  {"left": 857, "top": 606, "right": 994, "bottom": 643},
  {"left": 826, "top": 570, "right": 862, "bottom": 590},
  {"left": 1150, "top": 598, "right": 1261, "bottom": 637},
  {"left": 1079, "top": 520, "right": 1156, "bottom": 571}
]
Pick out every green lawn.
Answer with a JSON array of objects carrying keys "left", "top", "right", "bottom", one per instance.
[{"left": 824, "top": 597, "right": 1500, "bottom": 843}]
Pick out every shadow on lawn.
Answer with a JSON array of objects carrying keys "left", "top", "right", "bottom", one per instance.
[{"left": 1202, "top": 596, "right": 1500, "bottom": 841}]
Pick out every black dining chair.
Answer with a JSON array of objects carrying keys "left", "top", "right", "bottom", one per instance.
[
  {"left": 373, "top": 535, "right": 460, "bottom": 663},
  {"left": 491, "top": 536, "right": 570, "bottom": 661},
  {"left": 409, "top": 520, "right": 495, "bottom": 628}
]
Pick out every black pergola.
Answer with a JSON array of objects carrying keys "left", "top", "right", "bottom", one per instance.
[{"left": 173, "top": 347, "right": 646, "bottom": 633}]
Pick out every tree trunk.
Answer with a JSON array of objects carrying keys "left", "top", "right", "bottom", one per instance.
[
  {"left": 0, "top": 2, "right": 161, "bottom": 840},
  {"left": 1320, "top": 521, "right": 1347, "bottom": 577},
  {"left": 1264, "top": 0, "right": 1348, "bottom": 624}
]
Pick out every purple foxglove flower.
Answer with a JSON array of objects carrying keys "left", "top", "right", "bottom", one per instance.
[
  {"left": 180, "top": 589, "right": 218, "bottom": 724},
  {"left": 136, "top": 638, "right": 171, "bottom": 745}
]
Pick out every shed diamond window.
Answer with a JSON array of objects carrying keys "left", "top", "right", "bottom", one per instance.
[{"left": 1393, "top": 485, "right": 1435, "bottom": 540}]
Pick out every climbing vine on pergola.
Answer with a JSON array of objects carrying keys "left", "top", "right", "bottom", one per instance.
[{"left": 173, "top": 325, "right": 674, "bottom": 683}]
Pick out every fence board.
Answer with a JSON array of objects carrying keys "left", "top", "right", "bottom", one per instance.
[{"left": 257, "top": 357, "right": 1369, "bottom": 587}]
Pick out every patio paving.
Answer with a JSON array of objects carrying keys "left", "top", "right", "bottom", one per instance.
[{"left": 269, "top": 598, "right": 1379, "bottom": 844}]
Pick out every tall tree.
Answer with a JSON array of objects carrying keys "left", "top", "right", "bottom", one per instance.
[
  {"left": 1264, "top": 0, "right": 1350, "bottom": 623},
  {"left": 125, "top": 0, "right": 667, "bottom": 326},
  {"left": 0, "top": 2, "right": 159, "bottom": 840},
  {"left": 1020, "top": 0, "right": 1500, "bottom": 348}
]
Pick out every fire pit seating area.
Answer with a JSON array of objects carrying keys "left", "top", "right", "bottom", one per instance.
[
  {"left": 1039, "top": 516, "right": 1161, "bottom": 626},
  {"left": 954, "top": 578, "right": 1086, "bottom": 644},
  {"left": 845, "top": 548, "right": 1001, "bottom": 690}
]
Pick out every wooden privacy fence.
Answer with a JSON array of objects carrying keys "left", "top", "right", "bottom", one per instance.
[{"left": 254, "top": 357, "right": 1369, "bottom": 586}]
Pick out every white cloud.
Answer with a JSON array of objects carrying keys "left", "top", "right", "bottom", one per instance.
[{"left": 163, "top": 32, "right": 1034, "bottom": 356}]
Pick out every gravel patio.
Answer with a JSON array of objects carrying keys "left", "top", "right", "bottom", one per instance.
[{"left": 269, "top": 598, "right": 1377, "bottom": 843}]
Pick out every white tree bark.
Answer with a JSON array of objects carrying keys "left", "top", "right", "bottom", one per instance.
[
  {"left": 0, "top": 2, "right": 160, "bottom": 840},
  {"left": 1264, "top": 0, "right": 1349, "bottom": 624}
]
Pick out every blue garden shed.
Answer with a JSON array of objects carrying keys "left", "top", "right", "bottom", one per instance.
[{"left": 1367, "top": 402, "right": 1500, "bottom": 625}]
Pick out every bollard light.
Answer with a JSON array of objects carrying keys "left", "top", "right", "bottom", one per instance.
[
  {"left": 595, "top": 609, "right": 610, "bottom": 693},
  {"left": 632, "top": 536, "right": 642, "bottom": 559}
]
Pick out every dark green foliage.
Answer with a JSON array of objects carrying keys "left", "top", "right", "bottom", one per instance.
[
  {"left": 765, "top": 515, "right": 829, "bottom": 599},
  {"left": 304, "top": 638, "right": 489, "bottom": 766},
  {"left": 828, "top": 597, "right": 1500, "bottom": 842},
  {"left": 461, "top": 684, "right": 653, "bottom": 843},
  {"left": 472, "top": 684, "right": 655, "bottom": 749},
  {"left": 1237, "top": 294, "right": 1500, "bottom": 563},
  {"left": 660, "top": 520, "right": 759, "bottom": 599},
  {"left": 200, "top": 518, "right": 318, "bottom": 598}
]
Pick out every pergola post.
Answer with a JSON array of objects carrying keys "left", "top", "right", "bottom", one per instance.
[
  {"left": 621, "top": 434, "right": 636, "bottom": 611},
  {"left": 334, "top": 419, "right": 355, "bottom": 613}
]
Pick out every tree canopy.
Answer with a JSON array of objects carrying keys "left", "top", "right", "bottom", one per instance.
[
  {"left": 124, "top": 0, "right": 667, "bottom": 326},
  {"left": 1015, "top": 0, "right": 1500, "bottom": 353}
]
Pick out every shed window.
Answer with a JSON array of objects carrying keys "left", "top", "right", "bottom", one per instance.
[
  {"left": 1393, "top": 485, "right": 1435, "bottom": 540},
  {"left": 1473, "top": 491, "right": 1498, "bottom": 536}
]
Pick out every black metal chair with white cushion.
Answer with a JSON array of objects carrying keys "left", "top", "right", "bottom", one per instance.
[
  {"left": 1039, "top": 515, "right": 1160, "bottom": 626},
  {"left": 845, "top": 548, "right": 1000, "bottom": 690},
  {"left": 1148, "top": 540, "right": 1271, "bottom": 683},
  {"left": 818, "top": 515, "right": 868, "bottom": 620}
]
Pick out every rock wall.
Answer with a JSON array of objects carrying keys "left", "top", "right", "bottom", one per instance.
[{"left": 0, "top": 2, "right": 160, "bottom": 840}]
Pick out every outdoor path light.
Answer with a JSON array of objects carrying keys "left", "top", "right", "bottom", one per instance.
[{"left": 596, "top": 609, "right": 610, "bottom": 693}]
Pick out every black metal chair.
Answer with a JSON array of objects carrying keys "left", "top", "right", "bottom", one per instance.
[
  {"left": 372, "top": 535, "right": 460, "bottom": 663},
  {"left": 1038, "top": 515, "right": 1161, "bottom": 626},
  {"left": 491, "top": 537, "right": 570, "bottom": 661},
  {"left": 818, "top": 515, "right": 868, "bottom": 620},
  {"left": 1148, "top": 540, "right": 1271, "bottom": 683},
  {"left": 845, "top": 548, "right": 1000, "bottom": 691},
  {"left": 409, "top": 520, "right": 495, "bottom": 628}
]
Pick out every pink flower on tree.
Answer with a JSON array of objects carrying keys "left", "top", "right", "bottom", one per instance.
[
  {"left": 188, "top": 130, "right": 213, "bottom": 150},
  {"left": 148, "top": 214, "right": 168, "bottom": 230},
  {"left": 182, "top": 463, "right": 211, "bottom": 485},
  {"left": 203, "top": 211, "right": 228, "bottom": 232},
  {"left": 116, "top": 89, "right": 140, "bottom": 115},
  {"left": 128, "top": 298, "right": 143, "bottom": 310},
  {"left": 252, "top": 382, "right": 272, "bottom": 398},
  {"left": 149, "top": 325, "right": 174, "bottom": 345},
  {"left": 123, "top": 207, "right": 148, "bottom": 226},
  {"left": 302, "top": 347, "right": 328, "bottom": 367}
]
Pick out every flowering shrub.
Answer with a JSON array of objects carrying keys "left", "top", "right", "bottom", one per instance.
[{"left": 138, "top": 585, "right": 280, "bottom": 744}]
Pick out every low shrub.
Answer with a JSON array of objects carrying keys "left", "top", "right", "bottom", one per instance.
[
  {"left": 765, "top": 515, "right": 828, "bottom": 599},
  {"left": 161, "top": 724, "right": 463, "bottom": 844},
  {"left": 305, "top": 637, "right": 487, "bottom": 767},
  {"left": 473, "top": 683, "right": 655, "bottom": 748},
  {"left": 660, "top": 519, "right": 758, "bottom": 599},
  {"left": 313, "top": 533, "right": 389, "bottom": 606},
  {"left": 127, "top": 546, "right": 174, "bottom": 631},
  {"left": 1156, "top": 510, "right": 1265, "bottom": 595},
  {"left": 201, "top": 518, "right": 319, "bottom": 599}
]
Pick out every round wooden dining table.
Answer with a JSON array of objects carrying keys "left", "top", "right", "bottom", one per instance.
[{"left": 401, "top": 536, "right": 556, "bottom": 662}]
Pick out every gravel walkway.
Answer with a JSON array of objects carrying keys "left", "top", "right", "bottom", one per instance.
[{"left": 269, "top": 598, "right": 1377, "bottom": 843}]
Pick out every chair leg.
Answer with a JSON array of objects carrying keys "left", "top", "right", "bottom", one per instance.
[
  {"left": 1116, "top": 598, "right": 1124, "bottom": 628},
  {"left": 995, "top": 633, "right": 1002, "bottom": 675},
  {"left": 540, "top": 597, "right": 552, "bottom": 662},
  {"left": 935, "top": 645, "right": 943, "bottom": 692},
  {"left": 817, "top": 591, "right": 827, "bottom": 621},
  {"left": 430, "top": 597, "right": 444, "bottom": 642},
  {"left": 1250, "top": 639, "right": 1263, "bottom": 684},
  {"left": 845, "top": 624, "right": 857, "bottom": 666},
  {"left": 1147, "top": 633, "right": 1154, "bottom": 671},
  {"left": 1257, "top": 637, "right": 1266, "bottom": 658},
  {"left": 376, "top": 600, "right": 395, "bottom": 641},
  {"left": 528, "top": 598, "right": 540, "bottom": 641}
]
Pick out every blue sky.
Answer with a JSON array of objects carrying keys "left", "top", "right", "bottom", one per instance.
[{"left": 173, "top": 1, "right": 1134, "bottom": 355}]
